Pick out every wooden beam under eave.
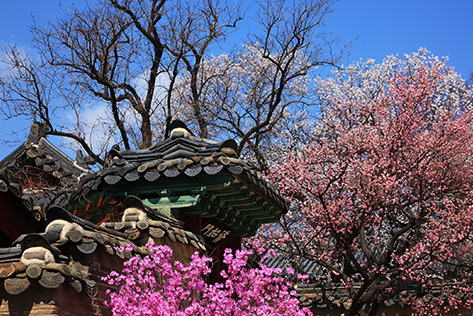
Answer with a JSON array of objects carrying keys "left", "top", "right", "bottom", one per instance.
[{"left": 0, "top": 192, "right": 44, "bottom": 245}]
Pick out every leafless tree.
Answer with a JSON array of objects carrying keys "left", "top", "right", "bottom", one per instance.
[{"left": 0, "top": 0, "right": 342, "bottom": 168}]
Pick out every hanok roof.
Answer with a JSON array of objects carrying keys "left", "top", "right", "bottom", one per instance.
[
  {"left": 296, "top": 280, "right": 473, "bottom": 311},
  {"left": 79, "top": 120, "right": 288, "bottom": 237},
  {"left": 0, "top": 123, "right": 89, "bottom": 183},
  {"left": 0, "top": 123, "right": 90, "bottom": 221},
  {"left": 0, "top": 201, "right": 205, "bottom": 297},
  {"left": 263, "top": 255, "right": 473, "bottom": 311}
]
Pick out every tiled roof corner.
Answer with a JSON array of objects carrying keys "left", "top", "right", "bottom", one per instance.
[
  {"left": 0, "top": 125, "right": 93, "bottom": 222},
  {"left": 79, "top": 120, "right": 288, "bottom": 236},
  {"left": 0, "top": 202, "right": 205, "bottom": 296}
]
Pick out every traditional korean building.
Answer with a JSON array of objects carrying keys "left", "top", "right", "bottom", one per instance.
[
  {"left": 0, "top": 122, "right": 89, "bottom": 247},
  {"left": 294, "top": 281, "right": 471, "bottom": 316},
  {"left": 0, "top": 121, "right": 288, "bottom": 315},
  {"left": 263, "top": 257, "right": 472, "bottom": 316}
]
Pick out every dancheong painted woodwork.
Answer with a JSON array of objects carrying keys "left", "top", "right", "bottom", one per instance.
[{"left": 71, "top": 120, "right": 289, "bottom": 240}]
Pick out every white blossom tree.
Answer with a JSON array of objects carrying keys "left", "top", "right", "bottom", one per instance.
[{"left": 171, "top": 43, "right": 322, "bottom": 168}]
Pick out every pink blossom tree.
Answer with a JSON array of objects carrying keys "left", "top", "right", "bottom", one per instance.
[
  {"left": 260, "top": 49, "right": 473, "bottom": 316},
  {"left": 103, "top": 243, "right": 312, "bottom": 316}
]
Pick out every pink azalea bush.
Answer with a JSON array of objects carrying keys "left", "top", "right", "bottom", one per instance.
[{"left": 103, "top": 243, "right": 312, "bottom": 316}]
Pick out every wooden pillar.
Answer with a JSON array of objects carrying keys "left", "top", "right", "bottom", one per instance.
[
  {"left": 208, "top": 243, "right": 223, "bottom": 284},
  {"left": 208, "top": 236, "right": 242, "bottom": 284},
  {"left": 222, "top": 236, "right": 241, "bottom": 251},
  {"left": 179, "top": 211, "right": 201, "bottom": 236}
]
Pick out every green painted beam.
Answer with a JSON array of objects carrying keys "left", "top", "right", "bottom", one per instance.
[
  {"left": 142, "top": 195, "right": 200, "bottom": 209},
  {"left": 99, "top": 171, "right": 284, "bottom": 237},
  {"left": 103, "top": 174, "right": 234, "bottom": 197}
]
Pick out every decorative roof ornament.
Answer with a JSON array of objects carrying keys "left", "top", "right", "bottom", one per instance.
[{"left": 167, "top": 119, "right": 194, "bottom": 139}]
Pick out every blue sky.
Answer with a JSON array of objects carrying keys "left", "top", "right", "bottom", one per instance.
[
  {"left": 326, "top": 0, "right": 473, "bottom": 78},
  {"left": 0, "top": 0, "right": 471, "bottom": 159}
]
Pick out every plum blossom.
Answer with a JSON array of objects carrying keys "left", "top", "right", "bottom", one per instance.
[{"left": 259, "top": 49, "right": 473, "bottom": 315}]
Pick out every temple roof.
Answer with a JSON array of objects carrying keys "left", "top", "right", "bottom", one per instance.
[
  {"left": 262, "top": 256, "right": 473, "bottom": 311},
  {"left": 79, "top": 120, "right": 288, "bottom": 237},
  {"left": 0, "top": 123, "right": 89, "bottom": 182},
  {"left": 0, "top": 200, "right": 205, "bottom": 297},
  {"left": 0, "top": 123, "right": 90, "bottom": 223},
  {"left": 295, "top": 280, "right": 473, "bottom": 311},
  {"left": 0, "top": 121, "right": 288, "bottom": 240}
]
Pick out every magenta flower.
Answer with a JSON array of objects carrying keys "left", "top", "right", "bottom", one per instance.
[{"left": 103, "top": 243, "right": 312, "bottom": 316}]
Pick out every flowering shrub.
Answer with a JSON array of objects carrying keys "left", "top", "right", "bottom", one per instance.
[{"left": 103, "top": 243, "right": 312, "bottom": 316}]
